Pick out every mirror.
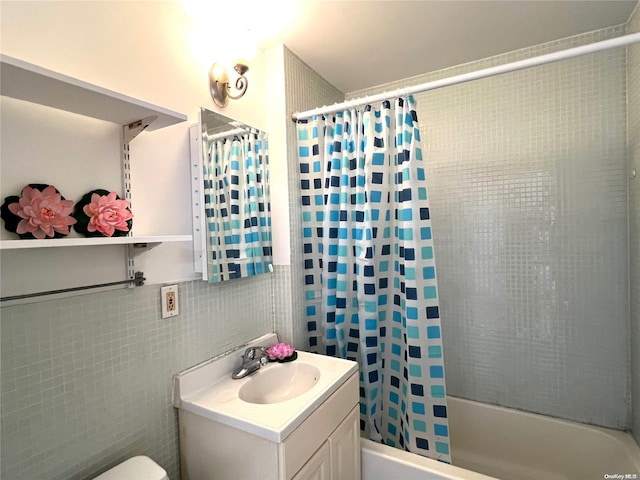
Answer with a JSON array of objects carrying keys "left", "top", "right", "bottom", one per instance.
[{"left": 191, "top": 108, "right": 272, "bottom": 283}]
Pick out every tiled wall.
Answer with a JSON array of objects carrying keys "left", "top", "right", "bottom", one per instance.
[
  {"left": 628, "top": 4, "right": 640, "bottom": 446},
  {"left": 348, "top": 26, "right": 631, "bottom": 429},
  {"left": 275, "top": 46, "right": 344, "bottom": 350},
  {"left": 0, "top": 276, "right": 274, "bottom": 480}
]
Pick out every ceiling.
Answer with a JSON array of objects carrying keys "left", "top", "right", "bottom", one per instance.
[{"left": 260, "top": 0, "right": 638, "bottom": 93}]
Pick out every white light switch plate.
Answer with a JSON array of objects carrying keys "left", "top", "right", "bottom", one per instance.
[{"left": 161, "top": 285, "right": 179, "bottom": 318}]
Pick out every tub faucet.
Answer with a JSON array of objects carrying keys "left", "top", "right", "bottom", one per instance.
[{"left": 231, "top": 346, "right": 269, "bottom": 379}]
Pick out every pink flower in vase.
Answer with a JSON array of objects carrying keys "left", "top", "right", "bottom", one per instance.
[
  {"left": 83, "top": 191, "right": 133, "bottom": 237},
  {"left": 8, "top": 185, "right": 76, "bottom": 239}
]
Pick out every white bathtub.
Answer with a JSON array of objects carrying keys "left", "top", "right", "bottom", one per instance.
[
  {"left": 361, "top": 396, "right": 640, "bottom": 480},
  {"left": 362, "top": 438, "right": 496, "bottom": 480}
]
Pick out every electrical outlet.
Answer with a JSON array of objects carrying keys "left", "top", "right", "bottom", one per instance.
[{"left": 161, "top": 285, "right": 179, "bottom": 319}]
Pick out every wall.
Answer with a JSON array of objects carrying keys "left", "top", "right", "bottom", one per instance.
[
  {"left": 0, "top": 2, "right": 278, "bottom": 479},
  {"left": 0, "top": 279, "right": 273, "bottom": 480},
  {"left": 627, "top": 3, "right": 640, "bottom": 446},
  {"left": 0, "top": 0, "right": 270, "bottom": 287},
  {"left": 274, "top": 46, "right": 344, "bottom": 349},
  {"left": 348, "top": 25, "right": 631, "bottom": 429},
  {"left": 2, "top": 6, "right": 637, "bottom": 480}
]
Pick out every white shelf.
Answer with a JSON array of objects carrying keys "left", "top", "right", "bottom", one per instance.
[
  {"left": 0, "top": 235, "right": 192, "bottom": 250},
  {"left": 0, "top": 54, "right": 187, "bottom": 130},
  {"left": 1, "top": 56, "right": 192, "bottom": 295}
]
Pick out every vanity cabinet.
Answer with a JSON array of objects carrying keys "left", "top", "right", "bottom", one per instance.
[
  {"left": 177, "top": 372, "right": 360, "bottom": 480},
  {"left": 292, "top": 441, "right": 330, "bottom": 480},
  {"left": 292, "top": 407, "right": 360, "bottom": 480}
]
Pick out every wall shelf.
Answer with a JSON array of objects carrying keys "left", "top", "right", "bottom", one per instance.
[
  {"left": 0, "top": 54, "right": 187, "bottom": 129},
  {"left": 1, "top": 55, "right": 191, "bottom": 296},
  {"left": 0, "top": 235, "right": 192, "bottom": 250}
]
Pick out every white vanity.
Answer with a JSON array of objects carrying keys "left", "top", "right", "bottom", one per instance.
[{"left": 172, "top": 334, "right": 360, "bottom": 480}]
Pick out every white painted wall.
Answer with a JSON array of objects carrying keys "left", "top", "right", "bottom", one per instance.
[
  {"left": 0, "top": 1, "right": 292, "bottom": 298},
  {"left": 264, "top": 44, "right": 291, "bottom": 265}
]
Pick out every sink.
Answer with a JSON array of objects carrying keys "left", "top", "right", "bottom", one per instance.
[
  {"left": 172, "top": 333, "right": 359, "bottom": 442},
  {"left": 239, "top": 362, "right": 321, "bottom": 404}
]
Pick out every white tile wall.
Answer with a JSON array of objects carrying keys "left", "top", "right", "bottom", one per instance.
[
  {"left": 627, "top": 3, "right": 640, "bottom": 447},
  {"left": 349, "top": 25, "right": 631, "bottom": 429},
  {"left": 1, "top": 277, "right": 274, "bottom": 480}
]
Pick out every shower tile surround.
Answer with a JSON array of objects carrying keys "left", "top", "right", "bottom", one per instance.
[
  {"left": 628, "top": 4, "right": 640, "bottom": 447},
  {"left": 348, "top": 25, "right": 632, "bottom": 430}
]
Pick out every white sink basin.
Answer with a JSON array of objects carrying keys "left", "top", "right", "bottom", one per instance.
[
  {"left": 239, "top": 362, "right": 321, "bottom": 404},
  {"left": 172, "top": 334, "right": 358, "bottom": 442}
]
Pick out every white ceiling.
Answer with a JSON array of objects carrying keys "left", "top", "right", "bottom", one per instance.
[{"left": 262, "top": 0, "right": 638, "bottom": 93}]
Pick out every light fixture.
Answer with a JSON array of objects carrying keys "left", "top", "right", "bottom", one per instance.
[{"left": 209, "top": 62, "right": 249, "bottom": 108}]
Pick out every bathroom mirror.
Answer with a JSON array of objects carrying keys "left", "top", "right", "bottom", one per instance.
[{"left": 191, "top": 108, "right": 272, "bottom": 283}]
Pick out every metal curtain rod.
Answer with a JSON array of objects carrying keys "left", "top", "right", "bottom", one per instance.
[
  {"left": 292, "top": 32, "right": 640, "bottom": 121},
  {"left": 204, "top": 127, "right": 247, "bottom": 141},
  {"left": 0, "top": 271, "right": 146, "bottom": 302}
]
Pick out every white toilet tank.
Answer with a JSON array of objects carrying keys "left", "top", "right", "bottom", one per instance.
[{"left": 93, "top": 456, "right": 168, "bottom": 480}]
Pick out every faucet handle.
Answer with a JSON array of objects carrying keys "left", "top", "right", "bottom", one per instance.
[{"left": 243, "top": 346, "right": 266, "bottom": 360}]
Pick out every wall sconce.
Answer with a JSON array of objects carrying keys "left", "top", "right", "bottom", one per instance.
[{"left": 209, "top": 62, "right": 249, "bottom": 108}]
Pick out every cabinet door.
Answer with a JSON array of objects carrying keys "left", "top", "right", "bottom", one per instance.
[
  {"left": 292, "top": 442, "right": 331, "bottom": 480},
  {"left": 329, "top": 407, "right": 361, "bottom": 480}
]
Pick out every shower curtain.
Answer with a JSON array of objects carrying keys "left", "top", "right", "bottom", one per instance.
[
  {"left": 296, "top": 96, "right": 451, "bottom": 463},
  {"left": 203, "top": 131, "right": 272, "bottom": 283}
]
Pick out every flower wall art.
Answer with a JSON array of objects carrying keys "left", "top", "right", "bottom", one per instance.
[
  {"left": 1, "top": 185, "right": 133, "bottom": 240},
  {"left": 73, "top": 189, "right": 133, "bottom": 238}
]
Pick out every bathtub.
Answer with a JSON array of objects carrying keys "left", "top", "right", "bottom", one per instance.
[{"left": 361, "top": 396, "right": 640, "bottom": 480}]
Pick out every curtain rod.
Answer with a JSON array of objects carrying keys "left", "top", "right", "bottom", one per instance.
[
  {"left": 0, "top": 271, "right": 146, "bottom": 302},
  {"left": 204, "top": 127, "right": 247, "bottom": 141},
  {"left": 205, "top": 127, "right": 264, "bottom": 142},
  {"left": 292, "top": 32, "right": 640, "bottom": 121}
]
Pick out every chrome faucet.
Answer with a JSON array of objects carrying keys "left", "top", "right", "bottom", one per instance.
[{"left": 231, "top": 346, "right": 269, "bottom": 379}]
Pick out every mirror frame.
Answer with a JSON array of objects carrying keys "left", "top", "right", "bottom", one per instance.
[{"left": 190, "top": 108, "right": 272, "bottom": 282}]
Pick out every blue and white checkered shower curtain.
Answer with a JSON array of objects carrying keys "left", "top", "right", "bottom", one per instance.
[
  {"left": 297, "top": 96, "right": 451, "bottom": 462},
  {"left": 203, "top": 132, "right": 272, "bottom": 283}
]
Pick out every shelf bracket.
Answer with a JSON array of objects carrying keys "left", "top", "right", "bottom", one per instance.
[
  {"left": 121, "top": 115, "right": 160, "bottom": 283},
  {"left": 120, "top": 117, "right": 159, "bottom": 283},
  {"left": 130, "top": 242, "right": 163, "bottom": 256},
  {"left": 123, "top": 115, "right": 158, "bottom": 143}
]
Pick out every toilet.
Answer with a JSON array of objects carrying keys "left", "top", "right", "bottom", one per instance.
[{"left": 93, "top": 456, "right": 168, "bottom": 480}]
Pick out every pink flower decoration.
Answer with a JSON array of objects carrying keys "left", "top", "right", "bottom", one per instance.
[
  {"left": 83, "top": 191, "right": 133, "bottom": 237},
  {"left": 8, "top": 185, "right": 76, "bottom": 239},
  {"left": 266, "top": 343, "right": 296, "bottom": 360}
]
